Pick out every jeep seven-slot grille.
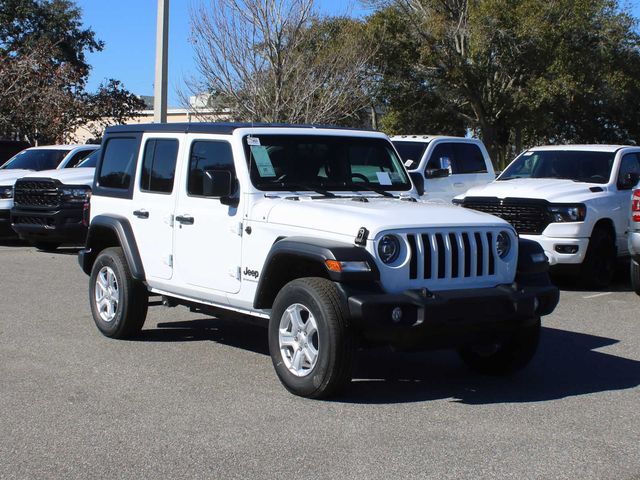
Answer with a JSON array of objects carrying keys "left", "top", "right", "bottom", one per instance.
[
  {"left": 461, "top": 198, "right": 550, "bottom": 235},
  {"left": 405, "top": 231, "right": 495, "bottom": 281},
  {"left": 13, "top": 179, "right": 61, "bottom": 208}
]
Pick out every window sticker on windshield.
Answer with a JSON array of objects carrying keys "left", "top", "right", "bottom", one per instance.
[
  {"left": 247, "top": 136, "right": 261, "bottom": 146},
  {"left": 251, "top": 146, "right": 276, "bottom": 177},
  {"left": 404, "top": 160, "right": 414, "bottom": 168},
  {"left": 376, "top": 171, "right": 392, "bottom": 185}
]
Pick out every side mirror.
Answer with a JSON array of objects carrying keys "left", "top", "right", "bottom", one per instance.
[
  {"left": 425, "top": 168, "right": 451, "bottom": 179},
  {"left": 409, "top": 171, "right": 424, "bottom": 196},
  {"left": 619, "top": 172, "right": 640, "bottom": 190},
  {"left": 202, "top": 169, "right": 236, "bottom": 203}
]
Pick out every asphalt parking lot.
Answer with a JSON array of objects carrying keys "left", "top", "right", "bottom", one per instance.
[{"left": 1, "top": 243, "right": 639, "bottom": 479}]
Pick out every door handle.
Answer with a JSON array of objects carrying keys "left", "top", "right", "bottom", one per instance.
[
  {"left": 133, "top": 209, "right": 149, "bottom": 219},
  {"left": 175, "top": 214, "right": 195, "bottom": 225}
]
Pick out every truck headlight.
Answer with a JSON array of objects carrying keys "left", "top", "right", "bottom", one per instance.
[
  {"left": 378, "top": 235, "right": 401, "bottom": 264},
  {"left": 548, "top": 204, "right": 586, "bottom": 222},
  {"left": 0, "top": 186, "right": 13, "bottom": 199},
  {"left": 496, "top": 231, "right": 512, "bottom": 259},
  {"left": 62, "top": 186, "right": 91, "bottom": 203}
]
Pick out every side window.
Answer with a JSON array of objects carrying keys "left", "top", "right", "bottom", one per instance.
[
  {"left": 64, "top": 149, "right": 93, "bottom": 168},
  {"left": 187, "top": 140, "right": 235, "bottom": 196},
  {"left": 427, "top": 143, "right": 455, "bottom": 173},
  {"left": 98, "top": 138, "right": 138, "bottom": 190},
  {"left": 618, "top": 153, "right": 640, "bottom": 188},
  {"left": 453, "top": 143, "right": 487, "bottom": 174},
  {"left": 140, "top": 139, "right": 179, "bottom": 194}
]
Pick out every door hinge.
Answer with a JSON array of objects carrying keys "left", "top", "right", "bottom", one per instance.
[
  {"left": 164, "top": 254, "right": 173, "bottom": 267},
  {"left": 228, "top": 266, "right": 241, "bottom": 280},
  {"left": 232, "top": 222, "right": 243, "bottom": 236},
  {"left": 165, "top": 214, "right": 174, "bottom": 227}
]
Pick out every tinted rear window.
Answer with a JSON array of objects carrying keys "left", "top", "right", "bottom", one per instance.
[
  {"left": 140, "top": 139, "right": 179, "bottom": 193},
  {"left": 392, "top": 141, "right": 429, "bottom": 167},
  {"left": 1, "top": 149, "right": 68, "bottom": 171},
  {"left": 98, "top": 138, "right": 139, "bottom": 189}
]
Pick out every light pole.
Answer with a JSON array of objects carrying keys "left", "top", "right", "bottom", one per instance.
[{"left": 154, "top": 0, "right": 169, "bottom": 123}]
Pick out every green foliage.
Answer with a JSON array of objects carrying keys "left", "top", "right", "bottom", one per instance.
[{"left": 368, "top": 0, "right": 640, "bottom": 168}]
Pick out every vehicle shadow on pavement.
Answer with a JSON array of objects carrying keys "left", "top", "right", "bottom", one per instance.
[
  {"left": 550, "top": 261, "right": 632, "bottom": 293},
  {"left": 337, "top": 326, "right": 640, "bottom": 404},
  {"left": 134, "top": 319, "right": 640, "bottom": 405},
  {"left": 136, "top": 318, "right": 270, "bottom": 356}
]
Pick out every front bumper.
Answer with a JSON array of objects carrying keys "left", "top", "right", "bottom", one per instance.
[
  {"left": 520, "top": 233, "right": 589, "bottom": 266},
  {"left": 346, "top": 283, "right": 559, "bottom": 350},
  {"left": 0, "top": 208, "right": 17, "bottom": 237},
  {"left": 11, "top": 206, "right": 87, "bottom": 244}
]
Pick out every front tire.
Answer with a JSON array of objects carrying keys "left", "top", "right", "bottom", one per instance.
[
  {"left": 580, "top": 227, "right": 615, "bottom": 289},
  {"left": 631, "top": 259, "right": 640, "bottom": 296},
  {"left": 268, "top": 278, "right": 353, "bottom": 399},
  {"left": 458, "top": 317, "right": 541, "bottom": 375},
  {"left": 89, "top": 247, "right": 148, "bottom": 339}
]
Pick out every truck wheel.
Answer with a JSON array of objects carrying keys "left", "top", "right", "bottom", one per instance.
[
  {"left": 580, "top": 227, "right": 615, "bottom": 289},
  {"left": 631, "top": 259, "right": 640, "bottom": 296},
  {"left": 268, "top": 277, "right": 353, "bottom": 399},
  {"left": 458, "top": 317, "right": 541, "bottom": 375},
  {"left": 33, "top": 241, "right": 61, "bottom": 252},
  {"left": 89, "top": 247, "right": 148, "bottom": 339}
]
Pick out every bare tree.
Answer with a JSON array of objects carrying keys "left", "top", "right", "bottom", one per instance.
[{"left": 187, "top": 0, "right": 375, "bottom": 125}]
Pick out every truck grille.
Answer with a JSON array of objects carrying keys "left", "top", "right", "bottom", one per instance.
[
  {"left": 461, "top": 198, "right": 550, "bottom": 235},
  {"left": 12, "top": 215, "right": 54, "bottom": 227},
  {"left": 14, "top": 179, "right": 62, "bottom": 208},
  {"left": 405, "top": 230, "right": 496, "bottom": 281}
]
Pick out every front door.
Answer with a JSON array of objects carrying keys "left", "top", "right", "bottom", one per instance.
[{"left": 172, "top": 136, "right": 242, "bottom": 294}]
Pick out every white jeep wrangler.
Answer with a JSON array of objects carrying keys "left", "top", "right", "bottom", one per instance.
[
  {"left": 79, "top": 123, "right": 558, "bottom": 398},
  {"left": 456, "top": 145, "right": 640, "bottom": 288}
]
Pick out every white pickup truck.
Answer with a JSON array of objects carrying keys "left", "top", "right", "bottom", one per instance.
[
  {"left": 456, "top": 145, "right": 640, "bottom": 288},
  {"left": 391, "top": 136, "right": 495, "bottom": 203}
]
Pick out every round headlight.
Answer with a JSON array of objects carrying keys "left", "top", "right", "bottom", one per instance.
[
  {"left": 496, "top": 231, "right": 511, "bottom": 259},
  {"left": 378, "top": 235, "right": 401, "bottom": 264}
]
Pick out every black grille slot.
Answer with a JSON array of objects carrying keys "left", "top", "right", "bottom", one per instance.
[
  {"left": 13, "top": 215, "right": 54, "bottom": 226},
  {"left": 421, "top": 233, "right": 431, "bottom": 279},
  {"left": 14, "top": 179, "right": 61, "bottom": 208},
  {"left": 462, "top": 233, "right": 471, "bottom": 277},
  {"left": 474, "top": 232, "right": 484, "bottom": 276},
  {"left": 435, "top": 233, "right": 446, "bottom": 278},
  {"left": 462, "top": 197, "right": 550, "bottom": 234},
  {"left": 407, "top": 234, "right": 417, "bottom": 280},
  {"left": 487, "top": 232, "right": 495, "bottom": 275},
  {"left": 449, "top": 233, "right": 459, "bottom": 278}
]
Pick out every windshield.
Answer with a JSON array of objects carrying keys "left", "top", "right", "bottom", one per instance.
[
  {"left": 391, "top": 141, "right": 429, "bottom": 169},
  {"left": 77, "top": 148, "right": 101, "bottom": 168},
  {"left": 499, "top": 150, "right": 615, "bottom": 184},
  {"left": 0, "top": 149, "right": 68, "bottom": 171},
  {"left": 244, "top": 135, "right": 411, "bottom": 192}
]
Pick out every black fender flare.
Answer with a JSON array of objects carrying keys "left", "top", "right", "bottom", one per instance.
[
  {"left": 253, "top": 236, "right": 379, "bottom": 309},
  {"left": 78, "top": 215, "right": 145, "bottom": 281}
]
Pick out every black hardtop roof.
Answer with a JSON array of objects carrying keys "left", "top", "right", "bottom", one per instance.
[{"left": 105, "top": 122, "right": 370, "bottom": 135}]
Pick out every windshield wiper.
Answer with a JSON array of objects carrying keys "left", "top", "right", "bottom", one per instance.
[
  {"left": 281, "top": 182, "right": 336, "bottom": 198},
  {"left": 348, "top": 183, "right": 396, "bottom": 198}
]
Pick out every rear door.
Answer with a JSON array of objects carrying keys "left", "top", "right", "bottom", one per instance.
[
  {"left": 172, "top": 135, "right": 243, "bottom": 294},
  {"left": 130, "top": 134, "right": 183, "bottom": 280}
]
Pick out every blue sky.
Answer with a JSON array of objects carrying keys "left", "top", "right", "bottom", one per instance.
[
  {"left": 78, "top": 0, "right": 371, "bottom": 107},
  {"left": 78, "top": 0, "right": 640, "bottom": 108}
]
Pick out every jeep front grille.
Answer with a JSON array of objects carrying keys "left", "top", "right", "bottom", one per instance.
[
  {"left": 406, "top": 230, "right": 496, "bottom": 281},
  {"left": 461, "top": 197, "right": 550, "bottom": 235},
  {"left": 13, "top": 179, "right": 62, "bottom": 208}
]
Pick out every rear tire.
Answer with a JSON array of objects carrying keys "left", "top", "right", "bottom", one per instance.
[
  {"left": 580, "top": 227, "right": 615, "bottom": 289},
  {"left": 89, "top": 247, "right": 148, "bottom": 339},
  {"left": 631, "top": 259, "right": 640, "bottom": 296},
  {"left": 268, "top": 277, "right": 353, "bottom": 399},
  {"left": 458, "top": 317, "right": 541, "bottom": 375}
]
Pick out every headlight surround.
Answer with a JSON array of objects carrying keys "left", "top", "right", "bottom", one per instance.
[
  {"left": 62, "top": 186, "right": 91, "bottom": 203},
  {"left": 0, "top": 186, "right": 13, "bottom": 199},
  {"left": 496, "top": 230, "right": 512, "bottom": 259},
  {"left": 548, "top": 204, "right": 586, "bottom": 222},
  {"left": 377, "top": 234, "right": 401, "bottom": 264}
]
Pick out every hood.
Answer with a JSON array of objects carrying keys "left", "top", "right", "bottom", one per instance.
[
  {"left": 20, "top": 167, "right": 95, "bottom": 186},
  {"left": 250, "top": 195, "right": 510, "bottom": 239},
  {"left": 463, "top": 178, "right": 608, "bottom": 203},
  {"left": 0, "top": 169, "right": 34, "bottom": 186}
]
